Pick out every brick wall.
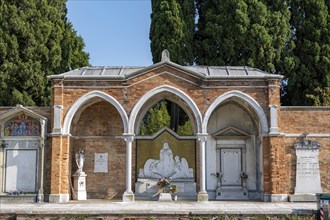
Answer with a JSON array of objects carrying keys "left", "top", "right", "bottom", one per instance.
[
  {"left": 70, "top": 101, "right": 129, "bottom": 199},
  {"left": 280, "top": 107, "right": 330, "bottom": 193}
]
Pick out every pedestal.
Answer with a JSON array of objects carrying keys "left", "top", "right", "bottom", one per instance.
[
  {"left": 158, "top": 193, "right": 173, "bottom": 202},
  {"left": 73, "top": 172, "right": 87, "bottom": 200}
]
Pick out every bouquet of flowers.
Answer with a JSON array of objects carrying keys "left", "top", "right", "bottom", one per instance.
[{"left": 154, "top": 177, "right": 178, "bottom": 196}]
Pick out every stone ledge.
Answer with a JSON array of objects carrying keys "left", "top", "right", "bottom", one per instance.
[
  {"left": 49, "top": 194, "right": 69, "bottom": 203},
  {"left": 289, "top": 194, "right": 317, "bottom": 202}
]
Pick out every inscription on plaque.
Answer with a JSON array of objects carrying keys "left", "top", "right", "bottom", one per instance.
[
  {"left": 94, "top": 153, "right": 108, "bottom": 173},
  {"left": 294, "top": 139, "right": 322, "bottom": 194}
]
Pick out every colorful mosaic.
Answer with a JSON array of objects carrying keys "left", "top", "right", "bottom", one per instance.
[{"left": 4, "top": 114, "right": 40, "bottom": 136}]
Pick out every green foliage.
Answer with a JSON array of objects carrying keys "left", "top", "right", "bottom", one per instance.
[
  {"left": 140, "top": 101, "right": 171, "bottom": 135},
  {"left": 285, "top": 0, "right": 330, "bottom": 106},
  {"left": 140, "top": 100, "right": 193, "bottom": 136},
  {"left": 195, "top": 0, "right": 291, "bottom": 75},
  {"left": 150, "top": 0, "right": 192, "bottom": 65},
  {"left": 177, "top": 0, "right": 195, "bottom": 65},
  {"left": 0, "top": 0, "right": 89, "bottom": 106},
  {"left": 306, "top": 87, "right": 330, "bottom": 106},
  {"left": 177, "top": 120, "right": 193, "bottom": 136}
]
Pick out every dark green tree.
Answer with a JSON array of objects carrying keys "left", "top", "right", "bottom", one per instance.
[
  {"left": 140, "top": 101, "right": 171, "bottom": 135},
  {"left": 195, "top": 0, "right": 284, "bottom": 74},
  {"left": 286, "top": 0, "right": 330, "bottom": 105},
  {"left": 177, "top": 0, "right": 195, "bottom": 65},
  {"left": 140, "top": 100, "right": 193, "bottom": 136},
  {"left": 150, "top": 0, "right": 186, "bottom": 64},
  {"left": 0, "top": 0, "right": 89, "bottom": 106}
]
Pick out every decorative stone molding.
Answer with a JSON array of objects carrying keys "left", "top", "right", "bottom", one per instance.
[
  {"left": 62, "top": 90, "right": 129, "bottom": 135},
  {"left": 52, "top": 105, "right": 63, "bottom": 134},
  {"left": 202, "top": 90, "right": 269, "bottom": 135},
  {"left": 128, "top": 85, "right": 202, "bottom": 134},
  {"left": 269, "top": 105, "right": 279, "bottom": 134},
  {"left": 294, "top": 139, "right": 320, "bottom": 150}
]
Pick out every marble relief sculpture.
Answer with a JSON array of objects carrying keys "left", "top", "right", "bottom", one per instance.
[{"left": 139, "top": 143, "right": 193, "bottom": 179}]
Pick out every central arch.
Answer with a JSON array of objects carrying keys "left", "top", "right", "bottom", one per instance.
[{"left": 128, "top": 85, "right": 202, "bottom": 134}]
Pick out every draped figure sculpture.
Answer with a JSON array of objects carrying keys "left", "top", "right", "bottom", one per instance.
[
  {"left": 75, "top": 149, "right": 85, "bottom": 174},
  {"left": 139, "top": 142, "right": 193, "bottom": 179}
]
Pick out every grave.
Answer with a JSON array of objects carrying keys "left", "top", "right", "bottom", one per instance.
[{"left": 289, "top": 139, "right": 322, "bottom": 202}]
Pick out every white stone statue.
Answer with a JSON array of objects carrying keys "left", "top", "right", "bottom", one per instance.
[
  {"left": 139, "top": 142, "right": 193, "bottom": 179},
  {"left": 75, "top": 149, "right": 85, "bottom": 174}
]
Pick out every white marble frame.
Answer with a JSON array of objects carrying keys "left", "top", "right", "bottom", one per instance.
[
  {"left": 62, "top": 90, "right": 129, "bottom": 135},
  {"left": 0, "top": 105, "right": 47, "bottom": 197},
  {"left": 202, "top": 90, "right": 269, "bottom": 135},
  {"left": 128, "top": 85, "right": 202, "bottom": 134}
]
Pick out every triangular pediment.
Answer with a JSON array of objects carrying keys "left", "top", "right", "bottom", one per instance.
[
  {"left": 213, "top": 126, "right": 249, "bottom": 137},
  {"left": 0, "top": 104, "right": 47, "bottom": 122}
]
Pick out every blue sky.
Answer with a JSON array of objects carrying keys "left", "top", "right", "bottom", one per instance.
[{"left": 66, "top": 1, "right": 153, "bottom": 67}]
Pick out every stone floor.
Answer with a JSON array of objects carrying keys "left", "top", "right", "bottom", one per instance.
[{"left": 0, "top": 200, "right": 317, "bottom": 217}]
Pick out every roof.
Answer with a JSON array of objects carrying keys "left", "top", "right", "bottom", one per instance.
[{"left": 48, "top": 50, "right": 283, "bottom": 80}]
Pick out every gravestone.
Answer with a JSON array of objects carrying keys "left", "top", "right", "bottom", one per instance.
[{"left": 290, "top": 139, "right": 322, "bottom": 202}]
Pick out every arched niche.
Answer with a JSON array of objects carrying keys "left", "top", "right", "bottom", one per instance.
[
  {"left": 204, "top": 92, "right": 265, "bottom": 201},
  {"left": 0, "top": 105, "right": 46, "bottom": 201},
  {"left": 67, "top": 95, "right": 127, "bottom": 200}
]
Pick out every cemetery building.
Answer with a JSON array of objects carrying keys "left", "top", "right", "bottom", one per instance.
[{"left": 0, "top": 50, "right": 329, "bottom": 203}]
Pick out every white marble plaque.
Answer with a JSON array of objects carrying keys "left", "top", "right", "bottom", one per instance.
[
  {"left": 94, "top": 153, "right": 108, "bottom": 173},
  {"left": 5, "top": 149, "right": 37, "bottom": 192},
  {"left": 294, "top": 140, "right": 322, "bottom": 194}
]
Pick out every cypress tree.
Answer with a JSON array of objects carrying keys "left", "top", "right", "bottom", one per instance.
[
  {"left": 287, "top": 0, "right": 330, "bottom": 106},
  {"left": 150, "top": 0, "right": 185, "bottom": 64},
  {"left": 177, "top": 0, "right": 195, "bottom": 65},
  {"left": 0, "top": 0, "right": 89, "bottom": 106},
  {"left": 195, "top": 0, "right": 282, "bottom": 74}
]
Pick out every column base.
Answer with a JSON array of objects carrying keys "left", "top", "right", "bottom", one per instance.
[
  {"left": 122, "top": 191, "right": 135, "bottom": 202},
  {"left": 197, "top": 192, "right": 208, "bottom": 202},
  {"left": 49, "top": 194, "right": 70, "bottom": 203},
  {"left": 37, "top": 193, "right": 44, "bottom": 203}
]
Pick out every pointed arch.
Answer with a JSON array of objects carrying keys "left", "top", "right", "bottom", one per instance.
[
  {"left": 128, "top": 85, "right": 202, "bottom": 134},
  {"left": 62, "top": 91, "right": 128, "bottom": 134},
  {"left": 202, "top": 90, "right": 268, "bottom": 134}
]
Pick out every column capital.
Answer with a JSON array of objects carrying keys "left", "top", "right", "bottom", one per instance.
[
  {"left": 197, "top": 133, "right": 208, "bottom": 143},
  {"left": 123, "top": 133, "right": 135, "bottom": 142}
]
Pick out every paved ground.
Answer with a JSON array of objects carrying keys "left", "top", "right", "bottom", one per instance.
[{"left": 0, "top": 200, "right": 317, "bottom": 216}]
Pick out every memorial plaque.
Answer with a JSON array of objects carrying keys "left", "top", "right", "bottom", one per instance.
[
  {"left": 294, "top": 139, "right": 322, "bottom": 194},
  {"left": 94, "top": 153, "right": 108, "bottom": 173},
  {"left": 5, "top": 149, "right": 37, "bottom": 192}
]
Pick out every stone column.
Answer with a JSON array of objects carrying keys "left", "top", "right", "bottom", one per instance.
[
  {"left": 122, "top": 133, "right": 135, "bottom": 202},
  {"left": 197, "top": 133, "right": 208, "bottom": 202},
  {"left": 37, "top": 119, "right": 46, "bottom": 203}
]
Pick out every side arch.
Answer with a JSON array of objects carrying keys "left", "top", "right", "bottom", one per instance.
[
  {"left": 202, "top": 90, "right": 268, "bottom": 134},
  {"left": 62, "top": 90, "right": 128, "bottom": 134},
  {"left": 128, "top": 85, "right": 202, "bottom": 134}
]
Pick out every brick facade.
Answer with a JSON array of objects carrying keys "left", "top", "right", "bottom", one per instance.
[{"left": 0, "top": 58, "right": 329, "bottom": 202}]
